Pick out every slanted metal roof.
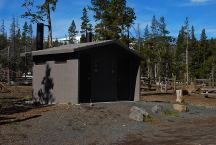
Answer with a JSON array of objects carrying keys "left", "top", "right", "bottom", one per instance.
[{"left": 32, "top": 40, "right": 143, "bottom": 59}]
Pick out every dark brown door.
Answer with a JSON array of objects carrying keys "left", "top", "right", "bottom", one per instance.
[
  {"left": 91, "top": 55, "right": 117, "bottom": 102},
  {"left": 79, "top": 54, "right": 92, "bottom": 103},
  {"left": 117, "top": 57, "right": 130, "bottom": 100}
]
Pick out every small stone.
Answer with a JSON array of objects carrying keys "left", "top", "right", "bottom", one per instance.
[
  {"left": 173, "top": 104, "right": 188, "bottom": 112},
  {"left": 90, "top": 102, "right": 94, "bottom": 107},
  {"left": 152, "top": 105, "right": 163, "bottom": 114},
  {"left": 129, "top": 106, "right": 149, "bottom": 122},
  {"left": 129, "top": 111, "right": 143, "bottom": 122},
  {"left": 130, "top": 106, "right": 149, "bottom": 116},
  {"left": 25, "top": 100, "right": 34, "bottom": 105}
]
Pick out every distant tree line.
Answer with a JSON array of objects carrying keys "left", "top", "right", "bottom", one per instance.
[
  {"left": 0, "top": 18, "right": 35, "bottom": 80},
  {"left": 140, "top": 16, "right": 216, "bottom": 84}
]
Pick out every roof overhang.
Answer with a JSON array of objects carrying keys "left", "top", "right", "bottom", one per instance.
[{"left": 32, "top": 40, "right": 144, "bottom": 60}]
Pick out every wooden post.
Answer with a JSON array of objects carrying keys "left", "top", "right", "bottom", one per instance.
[
  {"left": 186, "top": 30, "right": 189, "bottom": 86},
  {"left": 212, "top": 65, "right": 215, "bottom": 87},
  {"left": 172, "top": 73, "right": 176, "bottom": 93},
  {"left": 7, "top": 47, "right": 10, "bottom": 85}
]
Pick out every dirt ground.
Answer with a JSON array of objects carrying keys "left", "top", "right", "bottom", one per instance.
[
  {"left": 0, "top": 86, "right": 32, "bottom": 99},
  {"left": 0, "top": 101, "right": 216, "bottom": 145},
  {"left": 0, "top": 86, "right": 33, "bottom": 120},
  {"left": 141, "top": 93, "right": 216, "bottom": 108},
  {"left": 1, "top": 87, "right": 216, "bottom": 145}
]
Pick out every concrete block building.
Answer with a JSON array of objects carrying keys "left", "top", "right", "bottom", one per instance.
[{"left": 32, "top": 40, "right": 143, "bottom": 104}]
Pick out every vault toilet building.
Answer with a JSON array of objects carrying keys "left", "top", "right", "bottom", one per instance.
[{"left": 32, "top": 40, "right": 142, "bottom": 104}]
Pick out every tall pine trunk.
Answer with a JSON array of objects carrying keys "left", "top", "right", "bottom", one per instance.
[
  {"left": 212, "top": 63, "right": 215, "bottom": 87},
  {"left": 47, "top": 6, "right": 52, "bottom": 48}
]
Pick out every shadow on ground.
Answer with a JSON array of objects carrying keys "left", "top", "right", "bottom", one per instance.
[
  {"left": 0, "top": 115, "right": 41, "bottom": 125},
  {"left": 0, "top": 96, "right": 36, "bottom": 115},
  {"left": 0, "top": 97, "right": 51, "bottom": 125}
]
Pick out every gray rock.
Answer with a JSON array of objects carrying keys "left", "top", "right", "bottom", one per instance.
[
  {"left": 173, "top": 104, "right": 188, "bottom": 112},
  {"left": 129, "top": 106, "right": 149, "bottom": 122},
  {"left": 129, "top": 111, "right": 143, "bottom": 122},
  {"left": 152, "top": 105, "right": 163, "bottom": 114},
  {"left": 130, "top": 106, "right": 149, "bottom": 116}
]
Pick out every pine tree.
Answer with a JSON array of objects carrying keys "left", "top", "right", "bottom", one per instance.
[
  {"left": 151, "top": 15, "right": 159, "bottom": 37},
  {"left": 21, "top": 22, "right": 29, "bottom": 53},
  {"left": 8, "top": 17, "right": 22, "bottom": 80},
  {"left": 53, "top": 38, "right": 61, "bottom": 47},
  {"left": 15, "top": 19, "right": 22, "bottom": 57},
  {"left": 144, "top": 25, "right": 150, "bottom": 41},
  {"left": 183, "top": 17, "right": 190, "bottom": 34},
  {"left": 158, "top": 16, "right": 171, "bottom": 79},
  {"left": 197, "top": 35, "right": 216, "bottom": 80},
  {"left": 200, "top": 29, "right": 208, "bottom": 64},
  {"left": 68, "top": 20, "right": 78, "bottom": 44},
  {"left": 209, "top": 38, "right": 216, "bottom": 57},
  {"left": 209, "top": 38, "right": 216, "bottom": 85},
  {"left": 175, "top": 26, "right": 185, "bottom": 80},
  {"left": 90, "top": 0, "right": 136, "bottom": 41},
  {"left": 0, "top": 20, "right": 7, "bottom": 50},
  {"left": 0, "top": 20, "right": 5, "bottom": 36},
  {"left": 174, "top": 17, "right": 191, "bottom": 80},
  {"left": 28, "top": 23, "right": 33, "bottom": 51},
  {"left": 159, "top": 16, "right": 169, "bottom": 37},
  {"left": 190, "top": 26, "right": 197, "bottom": 50},
  {"left": 142, "top": 24, "right": 153, "bottom": 78},
  {"left": 190, "top": 25, "right": 198, "bottom": 78},
  {"left": 26, "top": 23, "right": 34, "bottom": 71},
  {"left": 28, "top": 24, "right": 33, "bottom": 38},
  {"left": 80, "top": 7, "right": 92, "bottom": 43},
  {"left": 9, "top": 17, "right": 16, "bottom": 58}
]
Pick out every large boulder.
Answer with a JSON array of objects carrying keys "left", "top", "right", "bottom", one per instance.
[
  {"left": 129, "top": 106, "right": 149, "bottom": 122},
  {"left": 173, "top": 104, "right": 188, "bottom": 112},
  {"left": 151, "top": 105, "right": 163, "bottom": 114}
]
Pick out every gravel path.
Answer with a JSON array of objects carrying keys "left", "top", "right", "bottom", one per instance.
[{"left": 1, "top": 101, "right": 216, "bottom": 145}]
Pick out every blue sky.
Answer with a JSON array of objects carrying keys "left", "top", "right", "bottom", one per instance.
[{"left": 0, "top": 0, "right": 216, "bottom": 39}]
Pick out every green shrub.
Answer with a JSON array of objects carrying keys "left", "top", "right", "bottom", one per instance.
[
  {"left": 143, "top": 115, "right": 155, "bottom": 122},
  {"left": 162, "top": 110, "right": 179, "bottom": 117}
]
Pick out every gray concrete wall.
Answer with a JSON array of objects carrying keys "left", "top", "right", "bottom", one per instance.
[
  {"left": 33, "top": 59, "right": 79, "bottom": 104},
  {"left": 134, "top": 66, "right": 141, "bottom": 101}
]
